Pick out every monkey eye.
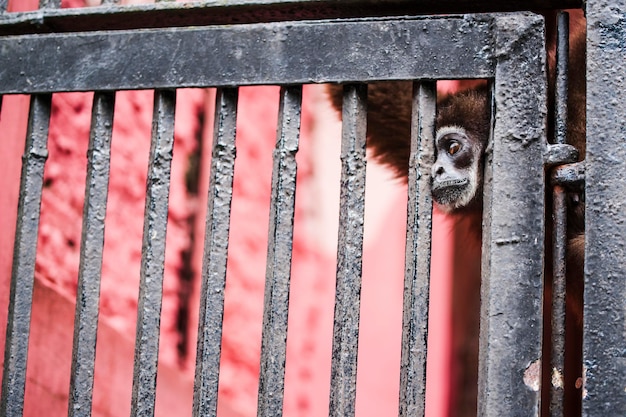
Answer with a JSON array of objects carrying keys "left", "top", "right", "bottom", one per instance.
[{"left": 447, "top": 141, "right": 461, "bottom": 156}]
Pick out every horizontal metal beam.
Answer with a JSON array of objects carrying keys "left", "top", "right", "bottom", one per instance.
[
  {"left": 0, "top": 0, "right": 582, "bottom": 36},
  {"left": 0, "top": 15, "right": 495, "bottom": 93}
]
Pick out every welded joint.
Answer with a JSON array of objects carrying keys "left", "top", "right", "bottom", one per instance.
[
  {"left": 544, "top": 143, "right": 578, "bottom": 167},
  {"left": 551, "top": 161, "right": 585, "bottom": 190}
]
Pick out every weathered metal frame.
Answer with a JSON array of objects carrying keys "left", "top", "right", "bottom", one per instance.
[
  {"left": 68, "top": 91, "right": 115, "bottom": 417},
  {"left": 397, "top": 81, "right": 436, "bottom": 417},
  {"left": 0, "top": 0, "right": 582, "bottom": 36},
  {"left": 0, "top": 16, "right": 493, "bottom": 93},
  {"left": 257, "top": 85, "right": 302, "bottom": 417},
  {"left": 549, "top": 11, "right": 573, "bottom": 417},
  {"left": 478, "top": 14, "right": 547, "bottom": 417},
  {"left": 583, "top": 0, "right": 626, "bottom": 415},
  {"left": 3, "top": 2, "right": 623, "bottom": 416},
  {"left": 0, "top": 93, "right": 52, "bottom": 417}
]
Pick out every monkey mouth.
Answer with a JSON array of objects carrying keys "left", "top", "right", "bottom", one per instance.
[
  {"left": 431, "top": 178, "right": 470, "bottom": 207},
  {"left": 432, "top": 178, "right": 469, "bottom": 190}
]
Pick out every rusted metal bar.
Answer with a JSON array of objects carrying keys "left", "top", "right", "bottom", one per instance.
[
  {"left": 545, "top": 143, "right": 578, "bottom": 167},
  {"left": 477, "top": 14, "right": 547, "bottom": 416},
  {"left": 0, "top": 0, "right": 582, "bottom": 36},
  {"left": 398, "top": 80, "right": 436, "bottom": 417},
  {"left": 192, "top": 88, "right": 238, "bottom": 417},
  {"left": 583, "top": 1, "right": 626, "bottom": 414},
  {"left": 0, "top": 94, "right": 52, "bottom": 417},
  {"left": 552, "top": 161, "right": 584, "bottom": 188},
  {"left": 328, "top": 84, "right": 367, "bottom": 417},
  {"left": 68, "top": 92, "right": 116, "bottom": 417},
  {"left": 0, "top": 16, "right": 495, "bottom": 94},
  {"left": 130, "top": 89, "right": 176, "bottom": 417},
  {"left": 549, "top": 12, "right": 569, "bottom": 417},
  {"left": 550, "top": 186, "right": 568, "bottom": 417},
  {"left": 554, "top": 12, "right": 569, "bottom": 147},
  {"left": 257, "top": 85, "right": 302, "bottom": 417}
]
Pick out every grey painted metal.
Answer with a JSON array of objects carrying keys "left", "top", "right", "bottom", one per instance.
[
  {"left": 192, "top": 88, "right": 238, "bottom": 417},
  {"left": 328, "top": 84, "right": 367, "bottom": 417},
  {"left": 68, "top": 92, "right": 116, "bottom": 417},
  {"left": 130, "top": 90, "right": 176, "bottom": 417},
  {"left": 545, "top": 143, "right": 579, "bottom": 167},
  {"left": 0, "top": 0, "right": 582, "bottom": 36},
  {"left": 398, "top": 81, "right": 436, "bottom": 417},
  {"left": 550, "top": 186, "right": 568, "bottom": 417},
  {"left": 0, "top": 16, "right": 495, "bottom": 94},
  {"left": 39, "top": 0, "right": 61, "bottom": 9},
  {"left": 477, "top": 14, "right": 547, "bottom": 417},
  {"left": 554, "top": 12, "right": 570, "bottom": 148},
  {"left": 257, "top": 85, "right": 302, "bottom": 417},
  {"left": 0, "top": 0, "right": 6, "bottom": 13},
  {"left": 583, "top": 1, "right": 626, "bottom": 414},
  {"left": 0, "top": 94, "right": 52, "bottom": 417},
  {"left": 549, "top": 12, "right": 569, "bottom": 417},
  {"left": 552, "top": 161, "right": 585, "bottom": 188}
]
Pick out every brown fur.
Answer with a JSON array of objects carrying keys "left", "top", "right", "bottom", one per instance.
[
  {"left": 328, "top": 80, "right": 413, "bottom": 178},
  {"left": 327, "top": 81, "right": 490, "bottom": 180}
]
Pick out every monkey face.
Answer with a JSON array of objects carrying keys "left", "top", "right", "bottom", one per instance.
[{"left": 431, "top": 126, "right": 483, "bottom": 212}]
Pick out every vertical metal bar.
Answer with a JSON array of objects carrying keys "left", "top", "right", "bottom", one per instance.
[
  {"left": 0, "top": 94, "right": 52, "bottom": 417},
  {"left": 130, "top": 89, "right": 176, "bottom": 417},
  {"left": 192, "top": 88, "right": 238, "bottom": 417},
  {"left": 0, "top": 0, "right": 7, "bottom": 13},
  {"left": 39, "top": 0, "right": 61, "bottom": 8},
  {"left": 256, "top": 85, "right": 302, "bottom": 417},
  {"left": 398, "top": 81, "right": 436, "bottom": 417},
  {"left": 67, "top": 92, "right": 115, "bottom": 417},
  {"left": 583, "top": 1, "right": 626, "bottom": 415},
  {"left": 550, "top": 12, "right": 569, "bottom": 417},
  {"left": 478, "top": 15, "right": 547, "bottom": 416},
  {"left": 554, "top": 12, "right": 569, "bottom": 148},
  {"left": 550, "top": 185, "right": 567, "bottom": 417},
  {"left": 328, "top": 84, "right": 367, "bottom": 417}
]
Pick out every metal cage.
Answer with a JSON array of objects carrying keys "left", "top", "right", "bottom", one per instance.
[{"left": 0, "top": 1, "right": 624, "bottom": 417}]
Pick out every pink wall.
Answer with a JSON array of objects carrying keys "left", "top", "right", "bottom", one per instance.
[{"left": 0, "top": 1, "right": 464, "bottom": 416}]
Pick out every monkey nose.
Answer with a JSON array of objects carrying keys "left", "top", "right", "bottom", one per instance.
[{"left": 433, "top": 165, "right": 445, "bottom": 177}]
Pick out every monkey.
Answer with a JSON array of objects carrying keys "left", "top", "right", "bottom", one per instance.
[
  {"left": 327, "top": 10, "right": 585, "bottom": 417},
  {"left": 430, "top": 86, "right": 490, "bottom": 214}
]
